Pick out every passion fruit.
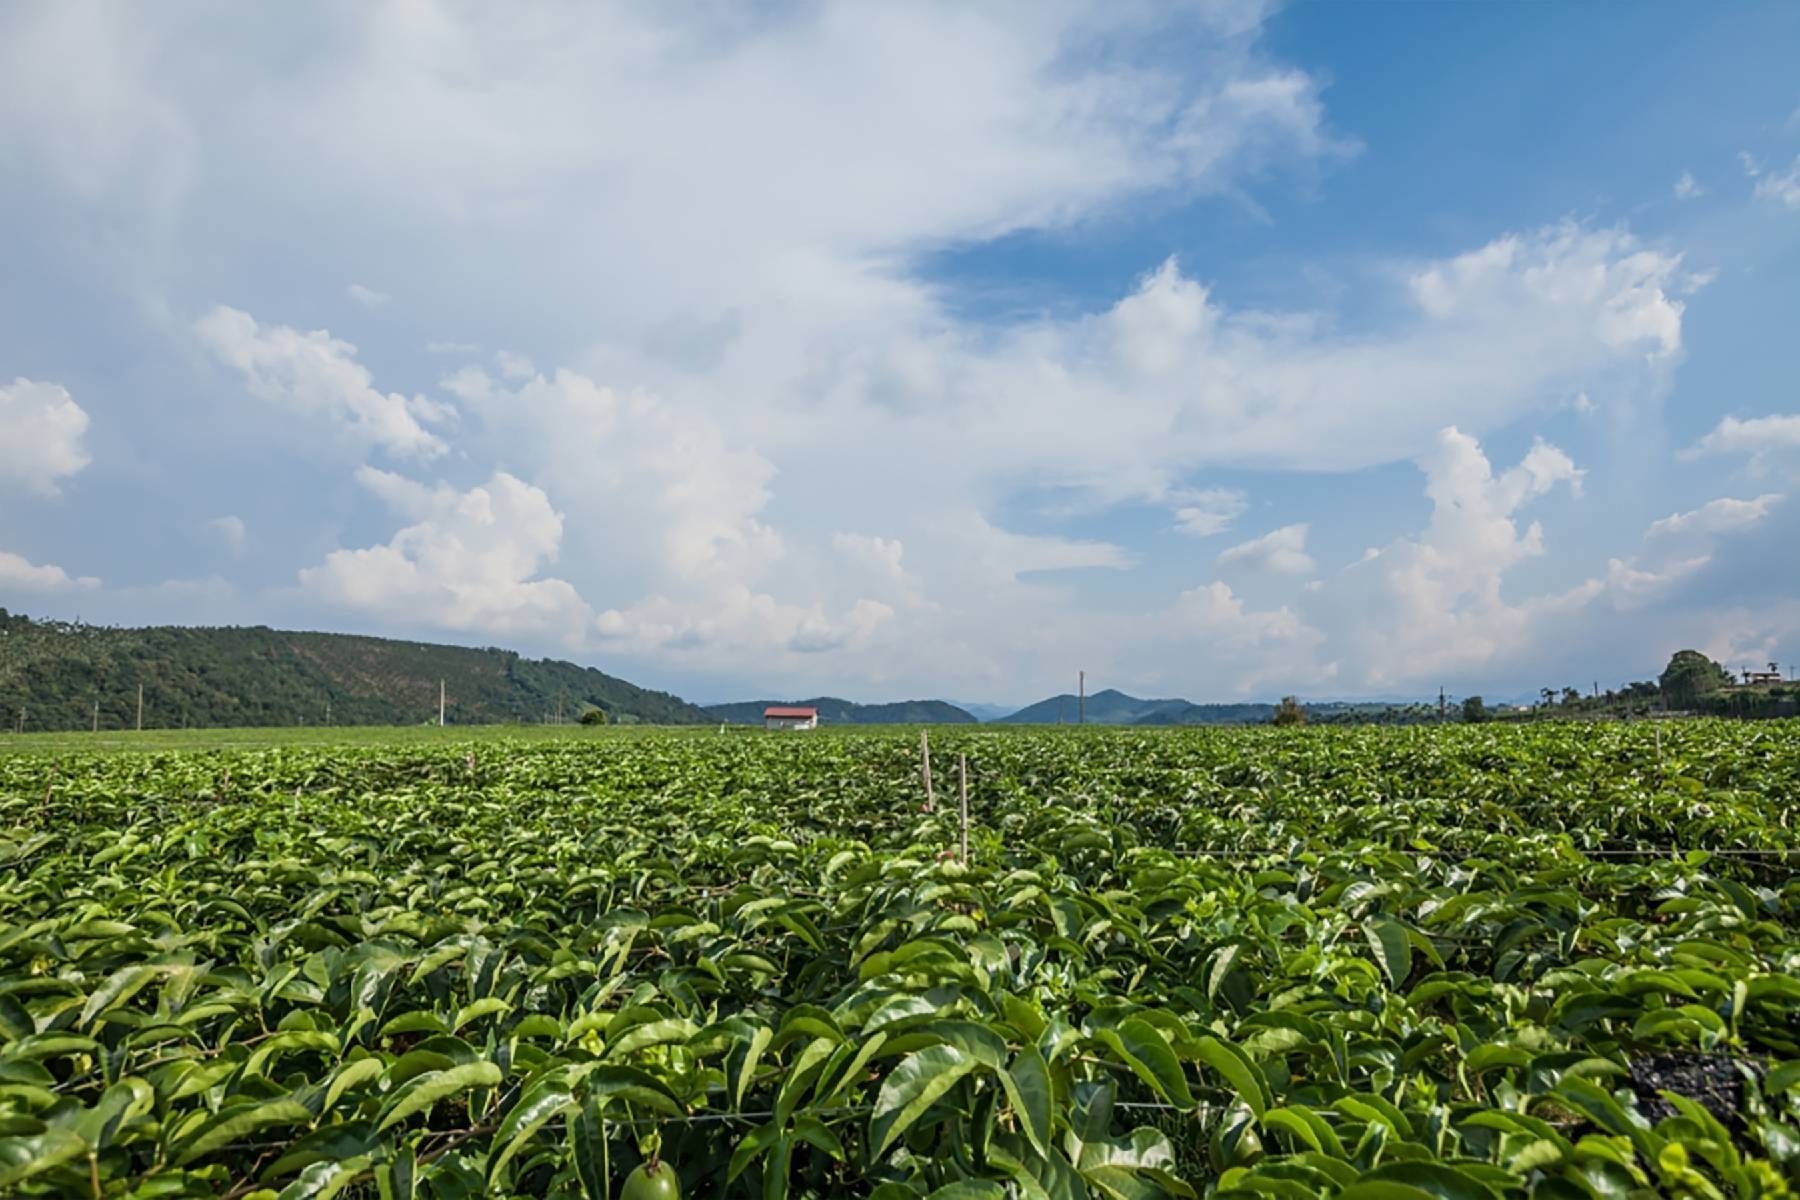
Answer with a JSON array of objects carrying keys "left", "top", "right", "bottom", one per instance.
[
  {"left": 621, "top": 1158, "right": 681, "bottom": 1200},
  {"left": 1207, "top": 1105, "right": 1263, "bottom": 1172}
]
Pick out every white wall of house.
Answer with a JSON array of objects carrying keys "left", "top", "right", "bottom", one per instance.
[{"left": 764, "top": 715, "right": 818, "bottom": 730}]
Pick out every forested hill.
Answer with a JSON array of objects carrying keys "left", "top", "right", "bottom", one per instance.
[
  {"left": 0, "top": 610, "right": 712, "bottom": 730},
  {"left": 706, "top": 697, "right": 977, "bottom": 725}
]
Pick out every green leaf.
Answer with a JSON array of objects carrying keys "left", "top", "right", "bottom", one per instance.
[
  {"left": 584, "top": 1065, "right": 685, "bottom": 1116},
  {"left": 1001, "top": 1045, "right": 1054, "bottom": 1160},
  {"left": 79, "top": 964, "right": 161, "bottom": 1030},
  {"left": 323, "top": 1058, "right": 386, "bottom": 1115},
  {"left": 1264, "top": 1105, "right": 1347, "bottom": 1159},
  {"left": 737, "top": 1023, "right": 774, "bottom": 1110},
  {"left": 926, "top": 1183, "right": 1005, "bottom": 1199},
  {"left": 376, "top": 1061, "right": 503, "bottom": 1132},
  {"left": 279, "top": 1155, "right": 373, "bottom": 1200},
  {"left": 381, "top": 1144, "right": 415, "bottom": 1200},
  {"left": 1192, "top": 1036, "right": 1270, "bottom": 1119},
  {"left": 1095, "top": 1018, "right": 1194, "bottom": 1110},
  {"left": 818, "top": 1030, "right": 887, "bottom": 1106},
  {"left": 487, "top": 1072, "right": 577, "bottom": 1181},
  {"left": 0, "top": 1128, "right": 87, "bottom": 1187},
  {"left": 871, "top": 1044, "right": 979, "bottom": 1155},
  {"left": 791, "top": 1114, "right": 845, "bottom": 1161},
  {"left": 1364, "top": 916, "right": 1411, "bottom": 989},
  {"left": 1343, "top": 1162, "right": 1501, "bottom": 1200},
  {"left": 570, "top": 1096, "right": 607, "bottom": 1199},
  {"left": 176, "top": 1099, "right": 314, "bottom": 1166}
]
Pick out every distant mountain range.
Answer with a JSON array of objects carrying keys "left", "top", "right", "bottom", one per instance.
[
  {"left": 706, "top": 697, "right": 979, "bottom": 725},
  {"left": 994, "top": 688, "right": 1276, "bottom": 726}
]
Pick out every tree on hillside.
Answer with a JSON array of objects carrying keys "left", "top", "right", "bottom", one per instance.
[
  {"left": 1659, "top": 650, "right": 1732, "bottom": 709},
  {"left": 1272, "top": 696, "right": 1307, "bottom": 727},
  {"left": 1461, "top": 695, "right": 1489, "bottom": 723}
]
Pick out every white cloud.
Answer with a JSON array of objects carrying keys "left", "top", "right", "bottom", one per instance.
[
  {"left": 1681, "top": 412, "right": 1800, "bottom": 467},
  {"left": 1170, "top": 487, "right": 1249, "bottom": 536},
  {"left": 195, "top": 306, "right": 449, "bottom": 458},
  {"left": 1673, "top": 171, "right": 1703, "bottom": 200},
  {"left": 0, "top": 549, "right": 99, "bottom": 591},
  {"left": 1318, "top": 428, "right": 1585, "bottom": 686},
  {"left": 1217, "top": 523, "right": 1315, "bottom": 575},
  {"left": 1645, "top": 493, "right": 1781, "bottom": 539},
  {"left": 1163, "top": 580, "right": 1327, "bottom": 693},
  {"left": 297, "top": 468, "right": 591, "bottom": 641},
  {"left": 1750, "top": 156, "right": 1800, "bottom": 209},
  {"left": 346, "top": 283, "right": 390, "bottom": 308},
  {"left": 208, "top": 514, "right": 247, "bottom": 552},
  {"left": 495, "top": 350, "right": 535, "bottom": 381},
  {"left": 0, "top": 378, "right": 91, "bottom": 495},
  {"left": 426, "top": 340, "right": 480, "bottom": 355}
]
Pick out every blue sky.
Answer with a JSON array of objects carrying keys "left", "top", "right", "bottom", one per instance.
[{"left": 2, "top": 1, "right": 1798, "bottom": 706}]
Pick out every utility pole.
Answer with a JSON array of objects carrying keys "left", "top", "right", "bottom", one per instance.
[
  {"left": 92, "top": 700, "right": 99, "bottom": 733},
  {"left": 325, "top": 700, "right": 331, "bottom": 725},
  {"left": 136, "top": 684, "right": 143, "bottom": 732},
  {"left": 556, "top": 696, "right": 562, "bottom": 725},
  {"left": 1078, "top": 670, "right": 1085, "bottom": 725},
  {"left": 1438, "top": 686, "right": 1446, "bottom": 723},
  {"left": 439, "top": 680, "right": 446, "bottom": 727}
]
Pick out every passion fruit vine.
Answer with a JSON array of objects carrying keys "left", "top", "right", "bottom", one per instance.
[{"left": 621, "top": 1157, "right": 681, "bottom": 1200}]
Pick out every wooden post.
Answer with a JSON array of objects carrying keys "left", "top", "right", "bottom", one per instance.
[
  {"left": 958, "top": 754, "right": 969, "bottom": 864},
  {"left": 136, "top": 684, "right": 143, "bottom": 732},
  {"left": 1078, "top": 671, "right": 1085, "bottom": 725},
  {"left": 921, "top": 730, "right": 935, "bottom": 812},
  {"left": 92, "top": 700, "right": 99, "bottom": 733},
  {"left": 439, "top": 680, "right": 446, "bottom": 727}
]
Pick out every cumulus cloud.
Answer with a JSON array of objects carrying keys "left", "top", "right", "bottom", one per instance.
[
  {"left": 1217, "top": 523, "right": 1315, "bottom": 575},
  {"left": 195, "top": 306, "right": 449, "bottom": 458},
  {"left": 1170, "top": 487, "right": 1249, "bottom": 536},
  {"left": 1319, "top": 428, "right": 1585, "bottom": 686},
  {"left": 1645, "top": 494, "right": 1782, "bottom": 539},
  {"left": 0, "top": 549, "right": 99, "bottom": 591},
  {"left": 0, "top": 378, "right": 90, "bottom": 495},
  {"left": 298, "top": 468, "right": 591, "bottom": 642},
  {"left": 1681, "top": 412, "right": 1800, "bottom": 467},
  {"left": 1750, "top": 156, "right": 1800, "bottom": 209},
  {"left": 346, "top": 283, "right": 390, "bottom": 308},
  {"left": 1673, "top": 171, "right": 1703, "bottom": 200}
]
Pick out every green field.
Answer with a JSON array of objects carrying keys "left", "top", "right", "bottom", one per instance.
[{"left": 2, "top": 722, "right": 1798, "bottom": 1197}]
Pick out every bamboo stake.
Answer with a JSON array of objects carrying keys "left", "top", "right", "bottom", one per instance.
[
  {"left": 958, "top": 753, "right": 969, "bottom": 864},
  {"left": 921, "top": 730, "right": 935, "bottom": 812}
]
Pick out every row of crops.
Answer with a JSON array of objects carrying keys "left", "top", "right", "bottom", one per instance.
[{"left": 2, "top": 722, "right": 1798, "bottom": 1198}]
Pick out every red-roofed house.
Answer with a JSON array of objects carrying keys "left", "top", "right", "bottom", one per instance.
[{"left": 763, "top": 705, "right": 818, "bottom": 731}]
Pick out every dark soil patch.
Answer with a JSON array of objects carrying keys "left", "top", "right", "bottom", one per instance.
[{"left": 1627, "top": 1052, "right": 1750, "bottom": 1125}]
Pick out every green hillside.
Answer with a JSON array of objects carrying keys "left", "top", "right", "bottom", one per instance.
[
  {"left": 0, "top": 610, "right": 711, "bottom": 731},
  {"left": 706, "top": 696, "right": 977, "bottom": 725},
  {"left": 996, "top": 688, "right": 1194, "bottom": 724}
]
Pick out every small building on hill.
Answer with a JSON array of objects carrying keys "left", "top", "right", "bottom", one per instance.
[{"left": 763, "top": 705, "right": 818, "bottom": 731}]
